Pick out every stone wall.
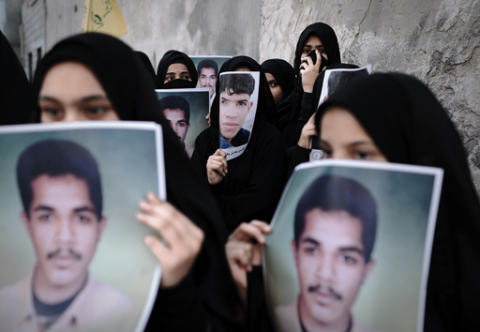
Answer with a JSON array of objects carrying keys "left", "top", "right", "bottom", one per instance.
[
  {"left": 260, "top": 0, "right": 480, "bottom": 193},
  {"left": 118, "top": 0, "right": 261, "bottom": 70}
]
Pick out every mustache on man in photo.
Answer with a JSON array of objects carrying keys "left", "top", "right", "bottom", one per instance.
[
  {"left": 308, "top": 283, "right": 342, "bottom": 301},
  {"left": 47, "top": 248, "right": 82, "bottom": 261}
]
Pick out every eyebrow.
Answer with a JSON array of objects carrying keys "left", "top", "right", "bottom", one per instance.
[
  {"left": 302, "top": 238, "right": 365, "bottom": 255},
  {"left": 339, "top": 246, "right": 364, "bottom": 256},
  {"left": 32, "top": 205, "right": 54, "bottom": 212},
  {"left": 39, "top": 95, "right": 108, "bottom": 104},
  {"left": 73, "top": 206, "right": 97, "bottom": 214},
  {"left": 302, "top": 237, "right": 320, "bottom": 245}
]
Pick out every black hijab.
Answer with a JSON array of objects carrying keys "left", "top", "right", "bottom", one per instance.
[
  {"left": 134, "top": 51, "right": 157, "bottom": 88},
  {"left": 32, "top": 33, "right": 243, "bottom": 332},
  {"left": 0, "top": 31, "right": 36, "bottom": 125},
  {"left": 261, "top": 58, "right": 295, "bottom": 129},
  {"left": 192, "top": 56, "right": 286, "bottom": 232},
  {"left": 285, "top": 22, "right": 342, "bottom": 144},
  {"left": 156, "top": 50, "right": 198, "bottom": 89},
  {"left": 316, "top": 73, "right": 480, "bottom": 331}
]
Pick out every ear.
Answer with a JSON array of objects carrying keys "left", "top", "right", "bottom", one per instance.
[
  {"left": 96, "top": 216, "right": 108, "bottom": 241},
  {"left": 361, "top": 258, "right": 376, "bottom": 285},
  {"left": 291, "top": 239, "right": 300, "bottom": 269},
  {"left": 20, "top": 210, "right": 34, "bottom": 240},
  {"left": 247, "top": 101, "right": 253, "bottom": 112}
]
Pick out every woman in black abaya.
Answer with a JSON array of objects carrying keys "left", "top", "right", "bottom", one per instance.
[
  {"left": 283, "top": 22, "right": 341, "bottom": 147},
  {"left": 0, "top": 31, "right": 36, "bottom": 125},
  {"left": 313, "top": 73, "right": 480, "bottom": 331},
  {"left": 32, "top": 33, "right": 244, "bottom": 332},
  {"left": 261, "top": 58, "right": 295, "bottom": 130},
  {"left": 156, "top": 50, "right": 198, "bottom": 89},
  {"left": 192, "top": 56, "right": 285, "bottom": 233}
]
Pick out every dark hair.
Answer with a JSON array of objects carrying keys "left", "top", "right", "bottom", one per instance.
[
  {"left": 197, "top": 59, "right": 218, "bottom": 77},
  {"left": 327, "top": 69, "right": 369, "bottom": 97},
  {"left": 220, "top": 73, "right": 255, "bottom": 96},
  {"left": 294, "top": 174, "right": 377, "bottom": 262},
  {"left": 16, "top": 139, "right": 103, "bottom": 220},
  {"left": 158, "top": 95, "right": 191, "bottom": 124}
]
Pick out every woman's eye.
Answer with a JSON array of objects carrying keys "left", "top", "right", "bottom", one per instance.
[
  {"left": 302, "top": 48, "right": 310, "bottom": 54},
  {"left": 355, "top": 151, "right": 371, "bottom": 159},
  {"left": 270, "top": 82, "right": 278, "bottom": 87},
  {"left": 43, "top": 108, "right": 63, "bottom": 117},
  {"left": 321, "top": 149, "right": 332, "bottom": 158},
  {"left": 86, "top": 107, "right": 105, "bottom": 115}
]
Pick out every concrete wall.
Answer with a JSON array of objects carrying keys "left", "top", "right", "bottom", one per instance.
[
  {"left": 260, "top": 0, "right": 480, "bottom": 193},
  {"left": 44, "top": 0, "right": 83, "bottom": 51},
  {"left": 118, "top": 0, "right": 261, "bottom": 70},
  {"left": 21, "top": 0, "right": 46, "bottom": 81},
  {"left": 1, "top": 0, "right": 25, "bottom": 58}
]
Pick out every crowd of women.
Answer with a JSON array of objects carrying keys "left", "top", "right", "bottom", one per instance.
[{"left": 2, "top": 20, "right": 480, "bottom": 331}]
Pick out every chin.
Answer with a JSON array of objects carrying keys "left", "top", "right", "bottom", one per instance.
[{"left": 48, "top": 269, "right": 83, "bottom": 287}]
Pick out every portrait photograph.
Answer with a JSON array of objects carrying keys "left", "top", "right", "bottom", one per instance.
[
  {"left": 264, "top": 160, "right": 443, "bottom": 332},
  {"left": 0, "top": 122, "right": 165, "bottom": 332},
  {"left": 218, "top": 71, "right": 260, "bottom": 160},
  {"left": 155, "top": 88, "right": 210, "bottom": 158},
  {"left": 190, "top": 56, "right": 232, "bottom": 99}
]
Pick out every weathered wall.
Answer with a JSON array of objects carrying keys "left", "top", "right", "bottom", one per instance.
[
  {"left": 21, "top": 0, "right": 46, "bottom": 80},
  {"left": 260, "top": 0, "right": 480, "bottom": 193},
  {"left": 118, "top": 0, "right": 261, "bottom": 69},
  {"left": 44, "top": 0, "right": 83, "bottom": 51}
]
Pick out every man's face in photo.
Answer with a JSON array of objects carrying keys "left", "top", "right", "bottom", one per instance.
[
  {"left": 22, "top": 174, "right": 106, "bottom": 289},
  {"left": 163, "top": 108, "right": 190, "bottom": 144},
  {"left": 199, "top": 67, "right": 217, "bottom": 96},
  {"left": 219, "top": 91, "right": 253, "bottom": 142},
  {"left": 292, "top": 208, "right": 374, "bottom": 327}
]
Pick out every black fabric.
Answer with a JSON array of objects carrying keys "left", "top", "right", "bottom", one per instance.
[
  {"left": 245, "top": 266, "right": 274, "bottom": 332},
  {"left": 261, "top": 59, "right": 295, "bottom": 130},
  {"left": 156, "top": 50, "right": 198, "bottom": 89},
  {"left": 32, "top": 33, "right": 243, "bottom": 332},
  {"left": 284, "top": 22, "right": 341, "bottom": 147},
  {"left": 0, "top": 31, "right": 36, "bottom": 125},
  {"left": 316, "top": 73, "right": 480, "bottom": 331},
  {"left": 134, "top": 51, "right": 157, "bottom": 88},
  {"left": 191, "top": 56, "right": 286, "bottom": 233}
]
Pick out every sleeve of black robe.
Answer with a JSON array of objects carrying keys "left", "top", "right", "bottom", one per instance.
[
  {"left": 287, "top": 145, "right": 311, "bottom": 180},
  {"left": 212, "top": 126, "right": 286, "bottom": 231},
  {"left": 296, "top": 92, "right": 315, "bottom": 138},
  {"left": 246, "top": 266, "right": 275, "bottom": 332}
]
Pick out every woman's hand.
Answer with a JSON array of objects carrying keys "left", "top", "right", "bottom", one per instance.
[
  {"left": 299, "top": 49, "right": 322, "bottom": 93},
  {"left": 137, "top": 193, "right": 204, "bottom": 288},
  {"left": 225, "top": 220, "right": 272, "bottom": 308},
  {"left": 207, "top": 149, "right": 228, "bottom": 185},
  {"left": 298, "top": 112, "right": 318, "bottom": 149}
]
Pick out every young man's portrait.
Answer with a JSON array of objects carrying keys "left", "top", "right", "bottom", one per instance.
[
  {"left": 218, "top": 73, "right": 255, "bottom": 149},
  {"left": 159, "top": 95, "right": 195, "bottom": 158},
  {"left": 197, "top": 59, "right": 218, "bottom": 99},
  {"left": 0, "top": 139, "right": 130, "bottom": 332},
  {"left": 275, "top": 174, "right": 378, "bottom": 332}
]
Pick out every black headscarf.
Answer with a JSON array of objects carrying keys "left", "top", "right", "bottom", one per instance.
[
  {"left": 134, "top": 51, "right": 157, "bottom": 88},
  {"left": 284, "top": 22, "right": 342, "bottom": 145},
  {"left": 156, "top": 50, "right": 198, "bottom": 89},
  {"left": 32, "top": 33, "right": 243, "bottom": 332},
  {"left": 316, "top": 73, "right": 480, "bottom": 331},
  {"left": 293, "top": 22, "right": 341, "bottom": 77},
  {"left": 0, "top": 31, "right": 36, "bottom": 125},
  {"left": 192, "top": 56, "right": 286, "bottom": 232},
  {"left": 261, "top": 58, "right": 295, "bottom": 129}
]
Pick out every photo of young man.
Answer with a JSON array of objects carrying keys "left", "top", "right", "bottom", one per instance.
[
  {"left": 197, "top": 59, "right": 218, "bottom": 100},
  {"left": 275, "top": 174, "right": 378, "bottom": 332},
  {"left": 219, "top": 73, "right": 255, "bottom": 149},
  {"left": 159, "top": 95, "right": 195, "bottom": 158},
  {"left": 0, "top": 139, "right": 130, "bottom": 332}
]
